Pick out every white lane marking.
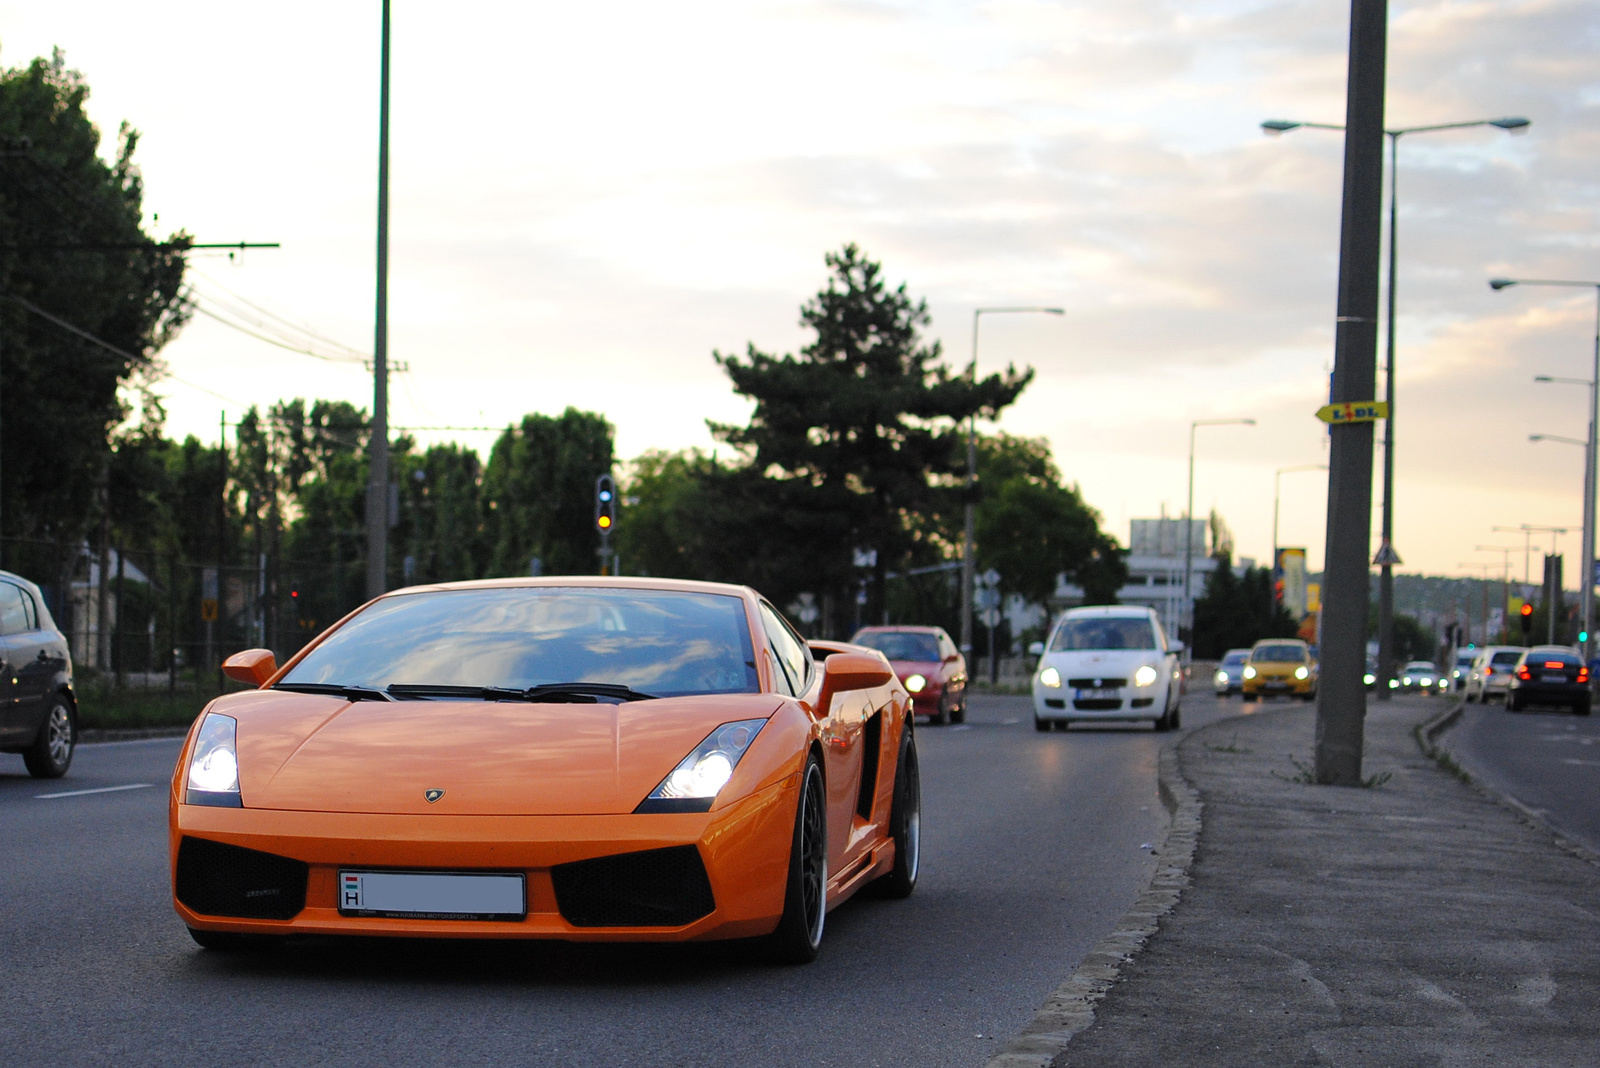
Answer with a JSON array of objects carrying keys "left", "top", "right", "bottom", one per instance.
[
  {"left": 1001, "top": 718, "right": 1020, "bottom": 725},
  {"left": 1560, "top": 759, "right": 1600, "bottom": 767},
  {"left": 949, "top": 724, "right": 973, "bottom": 732},
  {"left": 35, "top": 783, "right": 155, "bottom": 799}
]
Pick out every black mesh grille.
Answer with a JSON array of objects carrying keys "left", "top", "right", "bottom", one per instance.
[
  {"left": 1068, "top": 678, "right": 1127, "bottom": 689},
  {"left": 175, "top": 836, "right": 308, "bottom": 920},
  {"left": 551, "top": 845, "right": 715, "bottom": 928},
  {"left": 1073, "top": 699, "right": 1122, "bottom": 711}
]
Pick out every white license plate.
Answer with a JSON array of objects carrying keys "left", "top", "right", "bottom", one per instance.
[
  {"left": 1075, "top": 688, "right": 1118, "bottom": 700},
  {"left": 338, "top": 871, "right": 526, "bottom": 920},
  {"left": 1542, "top": 672, "right": 1568, "bottom": 683}
]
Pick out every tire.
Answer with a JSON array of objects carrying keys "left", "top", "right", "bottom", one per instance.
[
  {"left": 763, "top": 754, "right": 828, "bottom": 964},
  {"left": 23, "top": 697, "right": 75, "bottom": 779},
  {"left": 1034, "top": 715, "right": 1050, "bottom": 732},
  {"left": 949, "top": 702, "right": 965, "bottom": 725},
  {"left": 868, "top": 730, "right": 920, "bottom": 899},
  {"left": 1506, "top": 692, "right": 1522, "bottom": 712},
  {"left": 1575, "top": 698, "right": 1591, "bottom": 717},
  {"left": 187, "top": 927, "right": 279, "bottom": 952},
  {"left": 932, "top": 704, "right": 950, "bottom": 726}
]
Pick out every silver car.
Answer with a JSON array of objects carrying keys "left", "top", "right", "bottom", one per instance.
[
  {"left": 1465, "top": 646, "right": 1527, "bottom": 703},
  {"left": 1213, "top": 648, "right": 1251, "bottom": 696}
]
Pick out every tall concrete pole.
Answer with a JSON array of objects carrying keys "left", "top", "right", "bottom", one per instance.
[
  {"left": 366, "top": 0, "right": 392, "bottom": 601},
  {"left": 1315, "top": 0, "right": 1387, "bottom": 786}
]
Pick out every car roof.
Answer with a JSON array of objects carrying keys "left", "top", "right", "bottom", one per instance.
[
  {"left": 1252, "top": 638, "right": 1307, "bottom": 647},
  {"left": 382, "top": 575, "right": 755, "bottom": 599},
  {"left": 1223, "top": 648, "right": 1251, "bottom": 657},
  {"left": 1061, "top": 605, "right": 1156, "bottom": 619}
]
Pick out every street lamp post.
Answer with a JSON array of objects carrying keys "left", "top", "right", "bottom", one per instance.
[
  {"left": 1266, "top": 115, "right": 1529, "bottom": 698},
  {"left": 1184, "top": 419, "right": 1256, "bottom": 643},
  {"left": 961, "top": 306, "right": 1063, "bottom": 663},
  {"left": 366, "top": 0, "right": 393, "bottom": 601},
  {"left": 1495, "top": 281, "right": 1600, "bottom": 661}
]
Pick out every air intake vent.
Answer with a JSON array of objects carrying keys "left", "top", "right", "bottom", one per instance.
[
  {"left": 551, "top": 845, "right": 715, "bottom": 928},
  {"left": 175, "top": 836, "right": 308, "bottom": 920}
]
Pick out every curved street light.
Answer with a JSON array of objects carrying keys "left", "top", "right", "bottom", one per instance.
[{"left": 1265, "top": 114, "right": 1530, "bottom": 696}]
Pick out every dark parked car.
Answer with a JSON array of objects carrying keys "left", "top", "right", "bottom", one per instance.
[
  {"left": 0, "top": 569, "right": 76, "bottom": 777},
  {"left": 1507, "top": 646, "right": 1591, "bottom": 715},
  {"left": 850, "top": 625, "right": 968, "bottom": 725}
]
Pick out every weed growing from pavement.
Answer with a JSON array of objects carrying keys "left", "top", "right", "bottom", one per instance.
[
  {"left": 1204, "top": 736, "right": 1251, "bottom": 754},
  {"left": 1277, "top": 753, "right": 1392, "bottom": 788}
]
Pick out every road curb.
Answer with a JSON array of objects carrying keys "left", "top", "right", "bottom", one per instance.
[
  {"left": 78, "top": 726, "right": 192, "bottom": 744},
  {"left": 1417, "top": 700, "right": 1600, "bottom": 869},
  {"left": 983, "top": 737, "right": 1203, "bottom": 1068}
]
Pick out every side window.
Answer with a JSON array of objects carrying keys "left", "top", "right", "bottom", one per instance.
[
  {"left": 759, "top": 602, "right": 810, "bottom": 697},
  {"left": 0, "top": 583, "right": 27, "bottom": 636},
  {"left": 19, "top": 587, "right": 37, "bottom": 631}
]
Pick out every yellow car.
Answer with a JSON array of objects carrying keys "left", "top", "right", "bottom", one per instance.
[{"left": 1241, "top": 639, "right": 1317, "bottom": 701}]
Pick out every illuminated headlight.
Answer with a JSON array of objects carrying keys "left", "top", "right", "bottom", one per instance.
[
  {"left": 1389, "top": 678, "right": 1400, "bottom": 688},
  {"left": 1215, "top": 670, "right": 1229, "bottom": 684},
  {"left": 1134, "top": 665, "right": 1159, "bottom": 688},
  {"left": 1294, "top": 666, "right": 1309, "bottom": 680},
  {"left": 640, "top": 719, "right": 766, "bottom": 812},
  {"left": 1243, "top": 666, "right": 1257, "bottom": 680},
  {"left": 1419, "top": 676, "right": 1433, "bottom": 686},
  {"left": 904, "top": 674, "right": 927, "bottom": 694},
  {"left": 186, "top": 712, "right": 241, "bottom": 807},
  {"left": 1364, "top": 673, "right": 1376, "bottom": 685},
  {"left": 1403, "top": 676, "right": 1413, "bottom": 685},
  {"left": 1039, "top": 666, "right": 1062, "bottom": 688},
  {"left": 1437, "top": 679, "right": 1449, "bottom": 689}
]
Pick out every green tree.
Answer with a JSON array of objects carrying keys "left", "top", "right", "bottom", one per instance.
[
  {"left": 972, "top": 433, "right": 1127, "bottom": 607},
  {"left": 482, "top": 407, "right": 614, "bottom": 577},
  {"left": 711, "top": 244, "right": 1030, "bottom": 630},
  {"left": 0, "top": 50, "right": 189, "bottom": 556},
  {"left": 1192, "top": 549, "right": 1298, "bottom": 658}
]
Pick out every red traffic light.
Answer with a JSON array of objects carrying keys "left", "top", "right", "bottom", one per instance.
[{"left": 1520, "top": 603, "right": 1533, "bottom": 617}]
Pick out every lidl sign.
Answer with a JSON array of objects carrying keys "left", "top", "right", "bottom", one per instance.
[{"left": 1316, "top": 401, "right": 1390, "bottom": 424}]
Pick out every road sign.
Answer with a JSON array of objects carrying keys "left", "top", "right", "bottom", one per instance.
[
  {"left": 200, "top": 599, "right": 218, "bottom": 622},
  {"left": 980, "top": 608, "right": 1001, "bottom": 627},
  {"left": 974, "top": 588, "right": 1000, "bottom": 611},
  {"left": 1372, "top": 540, "right": 1403, "bottom": 566},
  {"left": 980, "top": 568, "right": 1001, "bottom": 588},
  {"left": 1315, "top": 400, "right": 1389, "bottom": 424}
]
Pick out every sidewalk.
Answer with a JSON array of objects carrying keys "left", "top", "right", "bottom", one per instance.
[{"left": 1049, "top": 698, "right": 1599, "bottom": 1066}]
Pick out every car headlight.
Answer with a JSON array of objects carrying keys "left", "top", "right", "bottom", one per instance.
[
  {"left": 1215, "top": 670, "right": 1229, "bottom": 684},
  {"left": 1389, "top": 678, "right": 1400, "bottom": 688},
  {"left": 904, "top": 674, "right": 927, "bottom": 693},
  {"left": 1243, "top": 666, "right": 1257, "bottom": 679},
  {"left": 1420, "top": 676, "right": 1432, "bottom": 686},
  {"left": 186, "top": 712, "right": 242, "bottom": 807},
  {"left": 1039, "top": 666, "right": 1062, "bottom": 688},
  {"left": 1403, "top": 676, "right": 1413, "bottom": 685},
  {"left": 638, "top": 719, "right": 766, "bottom": 813},
  {"left": 1294, "top": 666, "right": 1309, "bottom": 680},
  {"left": 1134, "top": 665, "right": 1159, "bottom": 688},
  {"left": 1364, "top": 673, "right": 1376, "bottom": 685},
  {"left": 1437, "top": 678, "right": 1449, "bottom": 688}
]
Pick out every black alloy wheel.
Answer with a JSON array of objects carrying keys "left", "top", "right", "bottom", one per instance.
[
  {"left": 869, "top": 729, "right": 920, "bottom": 899},
  {"left": 23, "top": 697, "right": 75, "bottom": 779},
  {"left": 764, "top": 755, "right": 828, "bottom": 964}
]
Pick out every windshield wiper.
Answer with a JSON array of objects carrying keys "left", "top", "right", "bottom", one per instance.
[
  {"left": 273, "top": 682, "right": 396, "bottom": 702},
  {"left": 382, "top": 683, "right": 658, "bottom": 703},
  {"left": 520, "top": 683, "right": 658, "bottom": 703}
]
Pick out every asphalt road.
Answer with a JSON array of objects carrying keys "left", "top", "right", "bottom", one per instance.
[
  {"left": 1, "top": 689, "right": 1239, "bottom": 1068},
  {"left": 1446, "top": 694, "right": 1600, "bottom": 855}
]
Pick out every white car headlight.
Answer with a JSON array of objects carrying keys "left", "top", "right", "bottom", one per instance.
[
  {"left": 186, "top": 712, "right": 241, "bottom": 807},
  {"left": 1243, "top": 665, "right": 1257, "bottom": 679},
  {"left": 904, "top": 674, "right": 927, "bottom": 693},
  {"left": 1134, "top": 665, "right": 1159, "bottom": 688},
  {"left": 1215, "top": 670, "right": 1229, "bottom": 684},
  {"left": 1364, "top": 673, "right": 1376, "bottom": 685},
  {"left": 1403, "top": 676, "right": 1413, "bottom": 685},
  {"left": 640, "top": 719, "right": 766, "bottom": 812},
  {"left": 1039, "top": 666, "right": 1062, "bottom": 688},
  {"left": 1294, "top": 666, "right": 1309, "bottom": 680},
  {"left": 1389, "top": 678, "right": 1400, "bottom": 688}
]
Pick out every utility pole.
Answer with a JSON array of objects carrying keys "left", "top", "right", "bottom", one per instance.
[
  {"left": 1315, "top": 0, "right": 1387, "bottom": 785},
  {"left": 366, "top": 0, "right": 392, "bottom": 602}
]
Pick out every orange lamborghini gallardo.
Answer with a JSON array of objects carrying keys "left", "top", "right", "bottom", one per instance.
[{"left": 169, "top": 577, "right": 919, "bottom": 963}]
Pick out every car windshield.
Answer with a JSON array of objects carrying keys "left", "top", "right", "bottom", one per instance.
[
  {"left": 279, "top": 587, "right": 760, "bottom": 698},
  {"left": 1222, "top": 651, "right": 1250, "bottom": 666},
  {"left": 1252, "top": 644, "right": 1306, "bottom": 663},
  {"left": 1490, "top": 651, "right": 1522, "bottom": 668},
  {"left": 1405, "top": 662, "right": 1438, "bottom": 673},
  {"left": 1050, "top": 617, "right": 1158, "bottom": 651},
  {"left": 854, "top": 632, "right": 941, "bottom": 662}
]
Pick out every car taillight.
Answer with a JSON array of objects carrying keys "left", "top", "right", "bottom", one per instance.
[
  {"left": 1580, "top": 668, "right": 1590, "bottom": 683},
  {"left": 1543, "top": 661, "right": 1566, "bottom": 669},
  {"left": 1517, "top": 667, "right": 1532, "bottom": 681},
  {"left": 1483, "top": 666, "right": 1493, "bottom": 676}
]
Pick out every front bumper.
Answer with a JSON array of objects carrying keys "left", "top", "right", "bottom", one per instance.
[
  {"left": 171, "top": 776, "right": 797, "bottom": 942},
  {"left": 1242, "top": 674, "right": 1313, "bottom": 696},
  {"left": 1034, "top": 689, "right": 1161, "bottom": 719}
]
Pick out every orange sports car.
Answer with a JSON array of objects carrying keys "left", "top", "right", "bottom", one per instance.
[{"left": 170, "top": 577, "right": 920, "bottom": 963}]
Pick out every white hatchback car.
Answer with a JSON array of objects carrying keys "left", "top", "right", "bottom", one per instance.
[{"left": 1031, "top": 606, "right": 1183, "bottom": 731}]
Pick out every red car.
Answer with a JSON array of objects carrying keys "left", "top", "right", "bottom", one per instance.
[{"left": 850, "top": 626, "right": 967, "bottom": 725}]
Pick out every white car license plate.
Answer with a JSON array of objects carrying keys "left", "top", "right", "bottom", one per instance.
[
  {"left": 1542, "top": 672, "right": 1568, "bottom": 683},
  {"left": 338, "top": 871, "right": 526, "bottom": 920},
  {"left": 1075, "top": 688, "right": 1118, "bottom": 700}
]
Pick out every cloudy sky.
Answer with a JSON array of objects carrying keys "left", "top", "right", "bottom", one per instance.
[{"left": 5, "top": 0, "right": 1598, "bottom": 582}]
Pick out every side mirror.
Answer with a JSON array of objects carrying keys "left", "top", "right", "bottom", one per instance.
[
  {"left": 1028, "top": 641, "right": 1045, "bottom": 657},
  {"left": 1169, "top": 640, "right": 1186, "bottom": 655},
  {"left": 223, "top": 648, "right": 278, "bottom": 688},
  {"left": 815, "top": 651, "right": 893, "bottom": 712}
]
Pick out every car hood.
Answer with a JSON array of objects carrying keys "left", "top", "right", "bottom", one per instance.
[
  {"left": 221, "top": 689, "right": 783, "bottom": 815},
  {"left": 888, "top": 659, "right": 942, "bottom": 678},
  {"left": 1040, "top": 649, "right": 1162, "bottom": 679}
]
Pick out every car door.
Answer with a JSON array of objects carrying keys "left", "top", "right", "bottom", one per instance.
[{"left": 0, "top": 581, "right": 38, "bottom": 743}]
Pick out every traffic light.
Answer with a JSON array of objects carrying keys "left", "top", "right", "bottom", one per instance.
[
  {"left": 1519, "top": 601, "right": 1533, "bottom": 638},
  {"left": 595, "top": 474, "right": 616, "bottom": 534}
]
